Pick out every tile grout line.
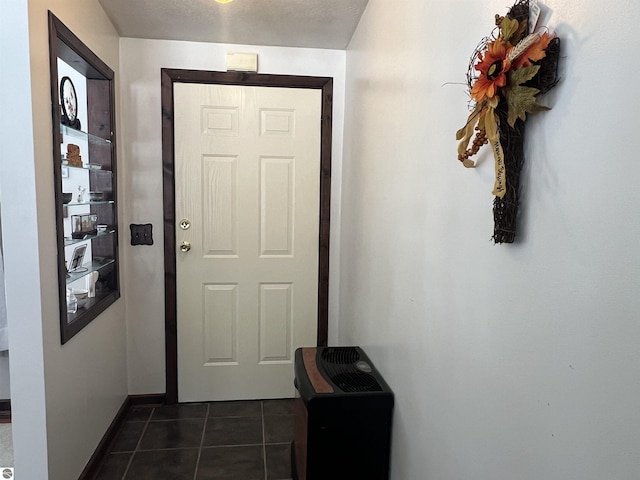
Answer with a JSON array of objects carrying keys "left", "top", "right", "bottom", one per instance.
[
  {"left": 120, "top": 406, "right": 155, "bottom": 480},
  {"left": 261, "top": 400, "right": 268, "bottom": 480},
  {"left": 192, "top": 403, "right": 210, "bottom": 480},
  {"left": 113, "top": 446, "right": 206, "bottom": 453}
]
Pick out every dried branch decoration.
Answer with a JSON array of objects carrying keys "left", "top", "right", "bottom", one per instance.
[{"left": 456, "top": 0, "right": 560, "bottom": 243}]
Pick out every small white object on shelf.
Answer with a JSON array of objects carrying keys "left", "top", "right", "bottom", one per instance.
[
  {"left": 74, "top": 289, "right": 89, "bottom": 308},
  {"left": 88, "top": 272, "right": 99, "bottom": 298},
  {"left": 66, "top": 288, "right": 77, "bottom": 314}
]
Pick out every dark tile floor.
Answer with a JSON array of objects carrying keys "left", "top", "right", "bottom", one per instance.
[{"left": 92, "top": 399, "right": 294, "bottom": 480}]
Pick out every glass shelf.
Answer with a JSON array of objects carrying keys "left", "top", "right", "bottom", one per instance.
[
  {"left": 62, "top": 163, "right": 112, "bottom": 173},
  {"left": 60, "top": 124, "right": 112, "bottom": 146},
  {"left": 66, "top": 258, "right": 115, "bottom": 284},
  {"left": 63, "top": 200, "right": 114, "bottom": 207},
  {"left": 64, "top": 229, "right": 116, "bottom": 247}
]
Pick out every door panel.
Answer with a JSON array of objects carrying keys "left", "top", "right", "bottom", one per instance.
[{"left": 174, "top": 83, "right": 321, "bottom": 402}]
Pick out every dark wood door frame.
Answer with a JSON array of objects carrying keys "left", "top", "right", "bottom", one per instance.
[{"left": 161, "top": 69, "right": 332, "bottom": 404}]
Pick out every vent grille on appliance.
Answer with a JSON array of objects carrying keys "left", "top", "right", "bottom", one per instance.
[
  {"left": 330, "top": 372, "right": 383, "bottom": 393},
  {"left": 320, "top": 347, "right": 383, "bottom": 393},
  {"left": 321, "top": 346, "right": 361, "bottom": 364}
]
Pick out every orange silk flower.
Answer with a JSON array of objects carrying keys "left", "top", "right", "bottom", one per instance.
[{"left": 471, "top": 39, "right": 512, "bottom": 103}]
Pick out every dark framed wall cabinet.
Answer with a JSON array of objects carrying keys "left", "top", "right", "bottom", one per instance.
[{"left": 48, "top": 12, "right": 120, "bottom": 344}]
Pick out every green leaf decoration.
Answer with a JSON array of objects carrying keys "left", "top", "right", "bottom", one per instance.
[
  {"left": 513, "top": 19, "right": 528, "bottom": 44},
  {"left": 510, "top": 64, "right": 541, "bottom": 86},
  {"left": 500, "top": 17, "right": 520, "bottom": 43},
  {"left": 505, "top": 65, "right": 550, "bottom": 127},
  {"left": 505, "top": 86, "right": 550, "bottom": 126}
]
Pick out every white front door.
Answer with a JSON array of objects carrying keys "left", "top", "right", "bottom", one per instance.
[{"left": 174, "top": 83, "right": 321, "bottom": 402}]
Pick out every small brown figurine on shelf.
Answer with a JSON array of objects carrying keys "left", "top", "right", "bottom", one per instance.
[{"left": 66, "top": 143, "right": 82, "bottom": 167}]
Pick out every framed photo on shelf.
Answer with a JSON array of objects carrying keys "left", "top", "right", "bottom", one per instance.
[
  {"left": 69, "top": 244, "right": 87, "bottom": 272},
  {"left": 71, "top": 213, "right": 97, "bottom": 239}
]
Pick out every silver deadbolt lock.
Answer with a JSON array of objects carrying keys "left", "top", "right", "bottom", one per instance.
[
  {"left": 179, "top": 218, "right": 191, "bottom": 230},
  {"left": 180, "top": 241, "right": 191, "bottom": 253}
]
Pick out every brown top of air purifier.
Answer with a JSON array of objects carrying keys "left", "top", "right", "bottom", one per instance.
[{"left": 302, "top": 348, "right": 334, "bottom": 394}]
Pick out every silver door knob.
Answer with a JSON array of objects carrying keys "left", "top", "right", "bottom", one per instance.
[{"left": 180, "top": 241, "right": 191, "bottom": 253}]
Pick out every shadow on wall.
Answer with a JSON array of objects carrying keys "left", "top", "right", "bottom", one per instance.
[{"left": 0, "top": 206, "right": 9, "bottom": 399}]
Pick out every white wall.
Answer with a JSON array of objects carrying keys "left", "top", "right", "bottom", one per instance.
[
  {"left": 1, "top": 1, "right": 51, "bottom": 477},
  {"left": 119, "top": 39, "right": 346, "bottom": 393},
  {"left": 341, "top": 1, "right": 640, "bottom": 479},
  {"left": 0, "top": 1, "right": 128, "bottom": 479}
]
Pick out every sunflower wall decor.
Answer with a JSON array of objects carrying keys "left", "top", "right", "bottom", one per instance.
[{"left": 456, "top": 0, "right": 560, "bottom": 243}]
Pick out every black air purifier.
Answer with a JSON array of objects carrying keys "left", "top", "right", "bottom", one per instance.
[{"left": 292, "top": 346, "right": 394, "bottom": 480}]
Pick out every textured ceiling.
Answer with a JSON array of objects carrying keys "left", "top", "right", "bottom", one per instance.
[{"left": 98, "top": 0, "right": 369, "bottom": 49}]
